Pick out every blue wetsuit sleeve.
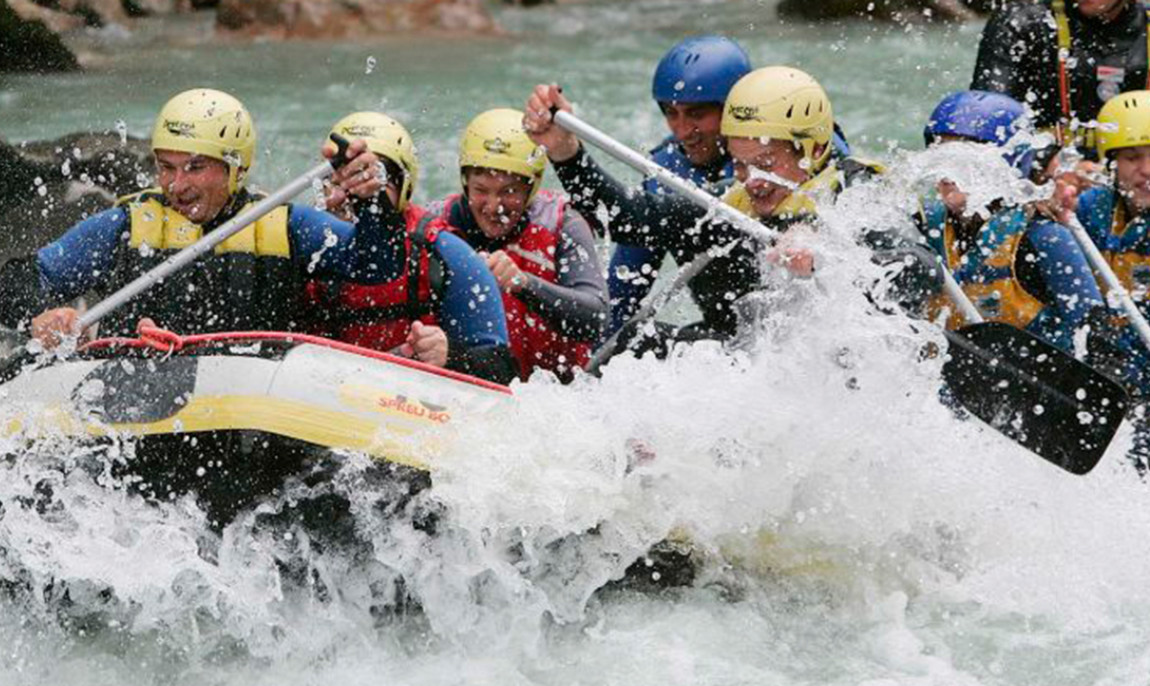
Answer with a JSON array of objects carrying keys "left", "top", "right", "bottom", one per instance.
[
  {"left": 1023, "top": 220, "right": 1105, "bottom": 351},
  {"left": 606, "top": 243, "right": 661, "bottom": 337},
  {"left": 288, "top": 205, "right": 391, "bottom": 281},
  {"left": 36, "top": 207, "right": 127, "bottom": 302},
  {"left": 433, "top": 232, "right": 509, "bottom": 347}
]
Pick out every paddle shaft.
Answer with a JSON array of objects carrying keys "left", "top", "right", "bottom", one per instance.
[
  {"left": 1064, "top": 213, "right": 1150, "bottom": 348},
  {"left": 552, "top": 110, "right": 777, "bottom": 246}
]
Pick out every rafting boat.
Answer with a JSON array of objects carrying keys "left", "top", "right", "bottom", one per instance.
[{"left": 0, "top": 327, "right": 513, "bottom": 522}]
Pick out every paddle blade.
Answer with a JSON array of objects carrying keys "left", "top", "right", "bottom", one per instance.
[{"left": 941, "top": 322, "right": 1129, "bottom": 475}]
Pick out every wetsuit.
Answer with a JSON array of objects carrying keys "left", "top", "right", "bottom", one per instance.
[
  {"left": 972, "top": 0, "right": 1150, "bottom": 149},
  {"left": 429, "top": 191, "right": 608, "bottom": 381},
  {"left": 0, "top": 190, "right": 387, "bottom": 336},
  {"left": 917, "top": 196, "right": 1104, "bottom": 352},
  {"left": 553, "top": 144, "right": 878, "bottom": 347},
  {"left": 306, "top": 201, "right": 517, "bottom": 385},
  {"left": 606, "top": 127, "right": 855, "bottom": 340}
]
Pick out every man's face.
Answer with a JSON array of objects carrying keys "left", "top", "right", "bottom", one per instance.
[
  {"left": 464, "top": 168, "right": 533, "bottom": 240},
  {"left": 155, "top": 149, "right": 232, "bottom": 224},
  {"left": 729, "top": 136, "right": 812, "bottom": 218},
  {"left": 1075, "top": 0, "right": 1128, "bottom": 19},
  {"left": 660, "top": 102, "right": 725, "bottom": 167},
  {"left": 1114, "top": 145, "right": 1150, "bottom": 213}
]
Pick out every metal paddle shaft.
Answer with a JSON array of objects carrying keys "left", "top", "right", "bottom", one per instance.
[
  {"left": 76, "top": 134, "right": 353, "bottom": 332},
  {"left": 1064, "top": 213, "right": 1150, "bottom": 348},
  {"left": 552, "top": 110, "right": 776, "bottom": 246}
]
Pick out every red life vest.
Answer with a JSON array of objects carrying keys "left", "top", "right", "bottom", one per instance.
[
  {"left": 304, "top": 204, "right": 444, "bottom": 352},
  {"left": 432, "top": 191, "right": 591, "bottom": 381}
]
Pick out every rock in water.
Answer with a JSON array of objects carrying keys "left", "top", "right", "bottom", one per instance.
[
  {"left": 217, "top": 0, "right": 497, "bottom": 38},
  {"left": 0, "top": 133, "right": 152, "bottom": 261},
  {"left": 0, "top": 1, "right": 81, "bottom": 72}
]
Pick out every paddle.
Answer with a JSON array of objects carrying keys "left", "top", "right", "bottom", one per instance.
[
  {"left": 552, "top": 110, "right": 1128, "bottom": 474},
  {"left": 0, "top": 134, "right": 355, "bottom": 384},
  {"left": 1064, "top": 213, "right": 1150, "bottom": 348}
]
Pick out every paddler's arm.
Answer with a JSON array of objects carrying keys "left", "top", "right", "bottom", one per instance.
[
  {"left": 970, "top": 5, "right": 1054, "bottom": 126},
  {"left": 511, "top": 207, "right": 608, "bottom": 340},
  {"left": 286, "top": 201, "right": 398, "bottom": 282},
  {"left": 548, "top": 145, "right": 709, "bottom": 252},
  {"left": 433, "top": 232, "right": 518, "bottom": 385},
  {"left": 524, "top": 84, "right": 707, "bottom": 252},
  {"left": 0, "top": 207, "right": 126, "bottom": 329},
  {"left": 1018, "top": 219, "right": 1106, "bottom": 352}
]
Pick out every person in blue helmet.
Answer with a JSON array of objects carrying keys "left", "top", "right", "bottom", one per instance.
[
  {"left": 604, "top": 36, "right": 854, "bottom": 343},
  {"left": 915, "top": 90, "right": 1105, "bottom": 353},
  {"left": 603, "top": 36, "right": 750, "bottom": 343}
]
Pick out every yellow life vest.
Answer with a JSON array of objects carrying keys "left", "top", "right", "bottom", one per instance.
[
  {"left": 922, "top": 202, "right": 1045, "bottom": 329},
  {"left": 721, "top": 161, "right": 848, "bottom": 221},
  {"left": 115, "top": 188, "right": 291, "bottom": 258},
  {"left": 1096, "top": 200, "right": 1150, "bottom": 297}
]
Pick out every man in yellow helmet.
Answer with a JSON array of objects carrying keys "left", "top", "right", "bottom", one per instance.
[
  {"left": 425, "top": 108, "right": 607, "bottom": 382},
  {"left": 523, "top": 67, "right": 881, "bottom": 353},
  {"left": 0, "top": 88, "right": 386, "bottom": 347},
  {"left": 304, "top": 111, "right": 518, "bottom": 384}
]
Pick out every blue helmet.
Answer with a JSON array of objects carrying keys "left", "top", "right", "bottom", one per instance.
[
  {"left": 651, "top": 35, "right": 752, "bottom": 105},
  {"left": 924, "top": 90, "right": 1036, "bottom": 176}
]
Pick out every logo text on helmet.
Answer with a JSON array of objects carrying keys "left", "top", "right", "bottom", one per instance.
[
  {"left": 164, "top": 120, "right": 197, "bottom": 138},
  {"left": 728, "top": 105, "right": 761, "bottom": 122},
  {"left": 342, "top": 125, "right": 378, "bottom": 137},
  {"left": 483, "top": 137, "right": 511, "bottom": 154}
]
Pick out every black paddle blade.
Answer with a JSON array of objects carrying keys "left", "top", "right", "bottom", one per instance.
[{"left": 941, "top": 322, "right": 1129, "bottom": 475}]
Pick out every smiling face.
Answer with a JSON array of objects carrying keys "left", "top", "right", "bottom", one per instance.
[
  {"left": 728, "top": 136, "right": 813, "bottom": 218},
  {"left": 660, "top": 101, "right": 726, "bottom": 167},
  {"left": 155, "top": 149, "right": 232, "bottom": 224},
  {"left": 464, "top": 167, "right": 534, "bottom": 240},
  {"left": 1114, "top": 145, "right": 1150, "bottom": 214}
]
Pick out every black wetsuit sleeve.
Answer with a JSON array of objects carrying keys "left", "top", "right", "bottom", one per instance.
[
  {"left": 970, "top": 4, "right": 1060, "bottom": 129},
  {"left": 0, "top": 256, "right": 45, "bottom": 330},
  {"left": 515, "top": 207, "right": 608, "bottom": 340},
  {"left": 445, "top": 343, "right": 518, "bottom": 386},
  {"left": 550, "top": 145, "right": 711, "bottom": 254}
]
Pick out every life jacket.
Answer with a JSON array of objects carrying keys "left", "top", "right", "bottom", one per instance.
[
  {"left": 304, "top": 205, "right": 446, "bottom": 352},
  {"left": 1078, "top": 186, "right": 1150, "bottom": 307},
  {"left": 104, "top": 188, "right": 296, "bottom": 337},
  {"left": 1049, "top": 0, "right": 1150, "bottom": 147},
  {"left": 433, "top": 191, "right": 591, "bottom": 381},
  {"left": 918, "top": 198, "right": 1046, "bottom": 329},
  {"left": 721, "top": 157, "right": 884, "bottom": 221}
]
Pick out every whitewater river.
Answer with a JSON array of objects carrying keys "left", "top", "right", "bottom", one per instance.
[{"left": 3, "top": 1, "right": 1150, "bottom": 685}]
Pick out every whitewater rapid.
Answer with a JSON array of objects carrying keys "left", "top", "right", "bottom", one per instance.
[{"left": 4, "top": 141, "right": 1150, "bottom": 686}]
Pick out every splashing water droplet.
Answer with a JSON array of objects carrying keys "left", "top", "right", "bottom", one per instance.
[
  {"left": 365, "top": 56, "right": 377, "bottom": 75},
  {"left": 114, "top": 119, "right": 128, "bottom": 145}
]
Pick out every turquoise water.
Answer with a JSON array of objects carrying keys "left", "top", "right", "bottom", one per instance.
[{"left": 0, "top": 0, "right": 981, "bottom": 201}]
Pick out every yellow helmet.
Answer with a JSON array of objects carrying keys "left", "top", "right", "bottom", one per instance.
[
  {"left": 1096, "top": 90, "right": 1150, "bottom": 159},
  {"left": 459, "top": 108, "right": 547, "bottom": 201},
  {"left": 326, "top": 111, "right": 419, "bottom": 211},
  {"left": 151, "top": 88, "right": 256, "bottom": 195},
  {"left": 720, "top": 66, "right": 835, "bottom": 172}
]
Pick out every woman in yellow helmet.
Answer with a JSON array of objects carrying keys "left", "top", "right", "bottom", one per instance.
[
  {"left": 303, "top": 111, "right": 518, "bottom": 385},
  {"left": 523, "top": 68, "right": 882, "bottom": 355},
  {"left": 0, "top": 88, "right": 385, "bottom": 347},
  {"left": 425, "top": 108, "right": 608, "bottom": 383}
]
